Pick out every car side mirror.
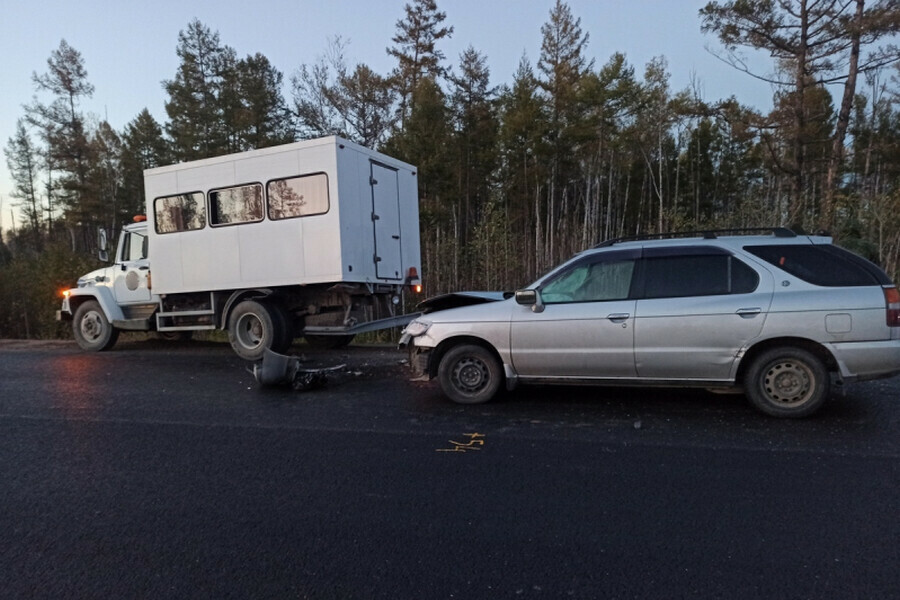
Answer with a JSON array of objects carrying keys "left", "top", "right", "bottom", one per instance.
[
  {"left": 98, "top": 228, "right": 109, "bottom": 263},
  {"left": 515, "top": 289, "right": 545, "bottom": 313}
]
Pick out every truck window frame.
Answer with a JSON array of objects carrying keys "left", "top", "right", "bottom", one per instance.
[
  {"left": 208, "top": 182, "right": 265, "bottom": 228},
  {"left": 153, "top": 191, "right": 207, "bottom": 234},
  {"left": 266, "top": 172, "right": 330, "bottom": 221}
]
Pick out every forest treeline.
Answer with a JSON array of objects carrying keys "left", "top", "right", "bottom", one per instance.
[{"left": 2, "top": 0, "right": 900, "bottom": 338}]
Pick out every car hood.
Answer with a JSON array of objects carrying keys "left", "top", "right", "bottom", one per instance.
[
  {"left": 416, "top": 295, "right": 516, "bottom": 324},
  {"left": 417, "top": 291, "right": 510, "bottom": 314}
]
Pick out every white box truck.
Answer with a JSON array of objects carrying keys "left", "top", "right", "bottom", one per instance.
[{"left": 58, "top": 136, "right": 422, "bottom": 360}]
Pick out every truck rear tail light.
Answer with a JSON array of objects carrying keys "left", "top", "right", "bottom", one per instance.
[
  {"left": 885, "top": 286, "right": 900, "bottom": 327},
  {"left": 407, "top": 267, "right": 422, "bottom": 293}
]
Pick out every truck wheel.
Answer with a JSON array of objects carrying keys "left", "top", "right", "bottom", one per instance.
[
  {"left": 304, "top": 334, "right": 355, "bottom": 349},
  {"left": 228, "top": 300, "right": 287, "bottom": 361},
  {"left": 744, "top": 347, "right": 830, "bottom": 418},
  {"left": 437, "top": 344, "right": 503, "bottom": 405},
  {"left": 73, "top": 300, "right": 119, "bottom": 351}
]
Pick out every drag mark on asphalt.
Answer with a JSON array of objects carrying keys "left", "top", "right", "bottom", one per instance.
[{"left": 436, "top": 432, "right": 485, "bottom": 452}]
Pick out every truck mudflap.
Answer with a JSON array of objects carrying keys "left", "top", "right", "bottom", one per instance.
[{"left": 253, "top": 348, "right": 346, "bottom": 390}]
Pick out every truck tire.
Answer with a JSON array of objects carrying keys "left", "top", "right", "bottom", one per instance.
[
  {"left": 73, "top": 300, "right": 119, "bottom": 351},
  {"left": 228, "top": 300, "right": 288, "bottom": 361},
  {"left": 437, "top": 344, "right": 503, "bottom": 405},
  {"left": 744, "top": 347, "right": 830, "bottom": 418}
]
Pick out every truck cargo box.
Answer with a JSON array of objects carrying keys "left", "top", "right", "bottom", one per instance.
[{"left": 144, "top": 136, "right": 421, "bottom": 295}]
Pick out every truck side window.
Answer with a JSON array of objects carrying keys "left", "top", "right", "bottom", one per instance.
[
  {"left": 154, "top": 192, "right": 206, "bottom": 233},
  {"left": 209, "top": 183, "right": 264, "bottom": 226},
  {"left": 267, "top": 173, "right": 329, "bottom": 220},
  {"left": 119, "top": 232, "right": 147, "bottom": 262}
]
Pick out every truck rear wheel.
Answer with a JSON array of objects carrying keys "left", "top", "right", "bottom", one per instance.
[
  {"left": 228, "top": 300, "right": 289, "bottom": 361},
  {"left": 73, "top": 300, "right": 119, "bottom": 351}
]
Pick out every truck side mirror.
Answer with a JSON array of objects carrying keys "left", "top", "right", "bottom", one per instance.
[
  {"left": 515, "top": 289, "right": 545, "bottom": 313},
  {"left": 98, "top": 228, "right": 109, "bottom": 263}
]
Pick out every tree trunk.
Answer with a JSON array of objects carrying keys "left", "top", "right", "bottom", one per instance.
[{"left": 820, "top": 0, "right": 864, "bottom": 233}]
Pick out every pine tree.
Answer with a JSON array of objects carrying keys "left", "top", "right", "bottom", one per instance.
[
  {"left": 234, "top": 53, "right": 295, "bottom": 150},
  {"left": 26, "top": 39, "right": 95, "bottom": 233},
  {"left": 537, "top": 0, "right": 591, "bottom": 265},
  {"left": 449, "top": 46, "right": 498, "bottom": 258},
  {"left": 163, "top": 20, "right": 231, "bottom": 161},
  {"left": 120, "top": 109, "right": 170, "bottom": 220},
  {"left": 4, "top": 121, "right": 43, "bottom": 251},
  {"left": 387, "top": 0, "right": 454, "bottom": 124}
]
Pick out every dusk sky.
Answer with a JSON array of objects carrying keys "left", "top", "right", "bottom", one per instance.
[{"left": 1, "top": 0, "right": 777, "bottom": 232}]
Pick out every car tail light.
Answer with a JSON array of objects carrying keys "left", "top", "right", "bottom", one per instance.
[{"left": 885, "top": 286, "right": 900, "bottom": 327}]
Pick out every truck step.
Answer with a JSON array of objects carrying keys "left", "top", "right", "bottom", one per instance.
[{"left": 156, "top": 309, "right": 216, "bottom": 317}]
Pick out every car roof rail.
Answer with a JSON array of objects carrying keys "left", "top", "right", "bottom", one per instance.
[{"left": 593, "top": 227, "right": 797, "bottom": 248}]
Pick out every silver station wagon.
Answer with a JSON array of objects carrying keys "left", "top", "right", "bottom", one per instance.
[{"left": 400, "top": 228, "right": 900, "bottom": 418}]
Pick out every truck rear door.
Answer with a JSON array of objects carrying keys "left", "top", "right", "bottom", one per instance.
[{"left": 370, "top": 161, "right": 403, "bottom": 280}]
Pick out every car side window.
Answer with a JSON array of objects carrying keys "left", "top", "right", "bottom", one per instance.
[
  {"left": 641, "top": 254, "right": 758, "bottom": 299},
  {"left": 542, "top": 258, "right": 636, "bottom": 303}
]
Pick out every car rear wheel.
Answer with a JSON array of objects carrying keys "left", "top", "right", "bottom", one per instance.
[
  {"left": 437, "top": 344, "right": 502, "bottom": 405},
  {"left": 744, "top": 347, "right": 830, "bottom": 418}
]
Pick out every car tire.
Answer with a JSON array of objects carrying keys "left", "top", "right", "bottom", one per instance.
[
  {"left": 744, "top": 347, "right": 830, "bottom": 418},
  {"left": 228, "top": 300, "right": 287, "bottom": 361},
  {"left": 73, "top": 300, "right": 119, "bottom": 351},
  {"left": 437, "top": 344, "right": 503, "bottom": 405}
]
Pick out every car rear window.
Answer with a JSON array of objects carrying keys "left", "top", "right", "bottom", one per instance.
[
  {"left": 641, "top": 254, "right": 759, "bottom": 299},
  {"left": 744, "top": 244, "right": 888, "bottom": 287}
]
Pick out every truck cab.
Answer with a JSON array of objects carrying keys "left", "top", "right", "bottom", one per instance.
[{"left": 59, "top": 218, "right": 158, "bottom": 350}]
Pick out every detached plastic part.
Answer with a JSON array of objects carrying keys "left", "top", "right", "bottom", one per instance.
[{"left": 253, "top": 348, "right": 346, "bottom": 391}]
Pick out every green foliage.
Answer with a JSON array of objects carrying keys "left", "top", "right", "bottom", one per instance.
[{"left": 0, "top": 242, "right": 100, "bottom": 339}]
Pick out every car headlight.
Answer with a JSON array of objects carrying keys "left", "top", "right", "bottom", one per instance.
[{"left": 403, "top": 319, "right": 431, "bottom": 337}]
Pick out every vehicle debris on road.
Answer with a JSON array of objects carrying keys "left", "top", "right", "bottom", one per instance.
[{"left": 252, "top": 348, "right": 346, "bottom": 391}]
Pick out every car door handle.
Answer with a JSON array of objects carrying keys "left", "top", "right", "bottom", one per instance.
[
  {"left": 736, "top": 308, "right": 761, "bottom": 318},
  {"left": 607, "top": 313, "right": 630, "bottom": 323}
]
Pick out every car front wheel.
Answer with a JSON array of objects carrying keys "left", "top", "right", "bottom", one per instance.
[
  {"left": 744, "top": 347, "right": 830, "bottom": 418},
  {"left": 437, "top": 344, "right": 503, "bottom": 405}
]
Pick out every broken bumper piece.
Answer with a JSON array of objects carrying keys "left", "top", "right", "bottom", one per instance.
[{"left": 253, "top": 348, "right": 346, "bottom": 391}]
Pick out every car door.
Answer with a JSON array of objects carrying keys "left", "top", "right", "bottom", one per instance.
[
  {"left": 632, "top": 247, "right": 774, "bottom": 380},
  {"left": 510, "top": 249, "right": 639, "bottom": 379},
  {"left": 113, "top": 230, "right": 152, "bottom": 304}
]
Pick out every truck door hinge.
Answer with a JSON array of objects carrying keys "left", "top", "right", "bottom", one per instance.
[
  {"left": 374, "top": 255, "right": 382, "bottom": 263},
  {"left": 372, "top": 213, "right": 380, "bottom": 221},
  {"left": 370, "top": 177, "right": 378, "bottom": 185}
]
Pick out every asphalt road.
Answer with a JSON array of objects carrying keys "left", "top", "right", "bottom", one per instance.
[{"left": 1, "top": 338, "right": 898, "bottom": 599}]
